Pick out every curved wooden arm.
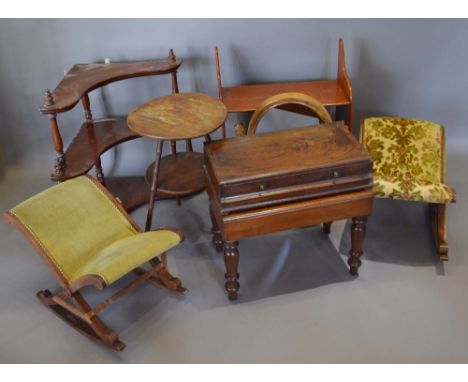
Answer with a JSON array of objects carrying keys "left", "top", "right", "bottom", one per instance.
[{"left": 246, "top": 92, "right": 333, "bottom": 135}]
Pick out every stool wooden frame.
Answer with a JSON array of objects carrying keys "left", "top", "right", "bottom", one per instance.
[{"left": 3, "top": 176, "right": 187, "bottom": 351}]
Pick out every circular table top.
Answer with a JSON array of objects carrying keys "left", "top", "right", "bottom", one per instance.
[{"left": 127, "top": 92, "right": 227, "bottom": 140}]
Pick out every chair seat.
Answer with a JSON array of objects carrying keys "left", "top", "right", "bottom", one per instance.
[
  {"left": 361, "top": 117, "right": 456, "bottom": 205},
  {"left": 373, "top": 177, "right": 456, "bottom": 204},
  {"left": 71, "top": 230, "right": 182, "bottom": 285}
]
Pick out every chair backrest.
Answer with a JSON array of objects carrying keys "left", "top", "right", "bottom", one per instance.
[
  {"left": 4, "top": 176, "right": 139, "bottom": 285},
  {"left": 246, "top": 92, "right": 333, "bottom": 135},
  {"left": 360, "top": 117, "right": 446, "bottom": 183}
]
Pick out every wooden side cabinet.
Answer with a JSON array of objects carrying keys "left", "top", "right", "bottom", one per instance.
[{"left": 40, "top": 49, "right": 181, "bottom": 211}]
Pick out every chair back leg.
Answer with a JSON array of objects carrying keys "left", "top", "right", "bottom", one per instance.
[{"left": 430, "top": 203, "right": 449, "bottom": 260}]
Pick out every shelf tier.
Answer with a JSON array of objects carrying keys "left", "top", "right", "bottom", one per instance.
[
  {"left": 221, "top": 80, "right": 351, "bottom": 113},
  {"left": 50, "top": 117, "right": 140, "bottom": 181},
  {"left": 145, "top": 152, "right": 206, "bottom": 196},
  {"left": 105, "top": 176, "right": 185, "bottom": 213},
  {"left": 41, "top": 58, "right": 182, "bottom": 114},
  {"left": 105, "top": 176, "right": 150, "bottom": 212}
]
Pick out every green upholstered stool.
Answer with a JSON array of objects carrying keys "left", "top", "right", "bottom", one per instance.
[
  {"left": 4, "top": 175, "right": 187, "bottom": 350},
  {"left": 360, "top": 117, "right": 456, "bottom": 260}
]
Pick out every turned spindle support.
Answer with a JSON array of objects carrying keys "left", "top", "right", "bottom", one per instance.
[
  {"left": 81, "top": 94, "right": 104, "bottom": 183},
  {"left": 169, "top": 49, "right": 179, "bottom": 93},
  {"left": 43, "top": 89, "right": 65, "bottom": 180}
]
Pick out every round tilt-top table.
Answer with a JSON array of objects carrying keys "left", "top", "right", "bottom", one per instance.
[{"left": 127, "top": 92, "right": 227, "bottom": 232}]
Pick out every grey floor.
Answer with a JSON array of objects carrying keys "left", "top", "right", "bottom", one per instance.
[{"left": 0, "top": 152, "right": 467, "bottom": 363}]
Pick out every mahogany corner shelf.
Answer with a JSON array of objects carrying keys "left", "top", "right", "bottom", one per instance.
[
  {"left": 40, "top": 50, "right": 183, "bottom": 211},
  {"left": 215, "top": 38, "right": 353, "bottom": 138}
]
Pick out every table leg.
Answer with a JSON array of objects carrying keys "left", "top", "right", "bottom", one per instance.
[
  {"left": 323, "top": 222, "right": 332, "bottom": 234},
  {"left": 145, "top": 140, "right": 165, "bottom": 232},
  {"left": 209, "top": 206, "right": 223, "bottom": 252},
  {"left": 348, "top": 216, "right": 367, "bottom": 276},
  {"left": 224, "top": 241, "right": 240, "bottom": 301}
]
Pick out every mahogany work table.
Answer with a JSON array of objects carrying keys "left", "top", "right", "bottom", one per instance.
[
  {"left": 204, "top": 123, "right": 373, "bottom": 300},
  {"left": 128, "top": 92, "right": 227, "bottom": 231}
]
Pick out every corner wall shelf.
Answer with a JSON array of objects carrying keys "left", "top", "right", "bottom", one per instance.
[{"left": 40, "top": 50, "right": 182, "bottom": 211}]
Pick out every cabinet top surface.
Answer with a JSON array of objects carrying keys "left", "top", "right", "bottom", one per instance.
[
  {"left": 127, "top": 92, "right": 227, "bottom": 140},
  {"left": 40, "top": 58, "right": 182, "bottom": 114},
  {"left": 205, "top": 123, "right": 371, "bottom": 184}
]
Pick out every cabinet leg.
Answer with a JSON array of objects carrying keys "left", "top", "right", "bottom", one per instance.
[
  {"left": 224, "top": 241, "right": 240, "bottom": 301},
  {"left": 210, "top": 206, "right": 223, "bottom": 252},
  {"left": 348, "top": 216, "right": 367, "bottom": 276},
  {"left": 213, "top": 231, "right": 223, "bottom": 253},
  {"left": 323, "top": 221, "right": 332, "bottom": 234}
]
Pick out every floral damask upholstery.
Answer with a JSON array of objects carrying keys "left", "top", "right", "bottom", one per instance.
[{"left": 360, "top": 117, "right": 456, "bottom": 204}]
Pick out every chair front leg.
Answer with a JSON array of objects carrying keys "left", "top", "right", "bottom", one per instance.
[{"left": 137, "top": 256, "right": 188, "bottom": 295}]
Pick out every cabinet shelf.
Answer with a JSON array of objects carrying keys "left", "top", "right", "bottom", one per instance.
[
  {"left": 221, "top": 80, "right": 350, "bottom": 113},
  {"left": 50, "top": 117, "right": 140, "bottom": 181}
]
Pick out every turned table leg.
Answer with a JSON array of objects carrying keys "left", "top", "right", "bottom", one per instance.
[
  {"left": 224, "top": 241, "right": 240, "bottom": 300},
  {"left": 210, "top": 206, "right": 223, "bottom": 252},
  {"left": 145, "top": 140, "right": 164, "bottom": 232},
  {"left": 348, "top": 216, "right": 367, "bottom": 276}
]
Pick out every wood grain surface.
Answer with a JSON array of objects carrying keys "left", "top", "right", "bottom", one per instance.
[
  {"left": 40, "top": 59, "right": 182, "bottom": 114},
  {"left": 205, "top": 123, "right": 370, "bottom": 185},
  {"left": 128, "top": 93, "right": 227, "bottom": 140}
]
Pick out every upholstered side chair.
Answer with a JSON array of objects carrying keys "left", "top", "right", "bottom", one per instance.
[
  {"left": 4, "top": 175, "right": 187, "bottom": 350},
  {"left": 360, "top": 117, "right": 456, "bottom": 260}
]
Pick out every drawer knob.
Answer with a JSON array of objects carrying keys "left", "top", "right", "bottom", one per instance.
[
  {"left": 333, "top": 171, "right": 340, "bottom": 178},
  {"left": 259, "top": 184, "right": 265, "bottom": 191}
]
